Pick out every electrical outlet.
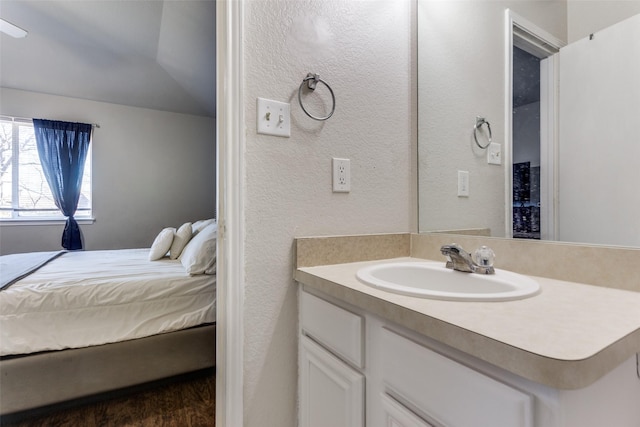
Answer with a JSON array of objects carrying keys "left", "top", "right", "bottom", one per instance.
[
  {"left": 332, "top": 158, "right": 351, "bottom": 193},
  {"left": 457, "top": 170, "right": 469, "bottom": 197}
]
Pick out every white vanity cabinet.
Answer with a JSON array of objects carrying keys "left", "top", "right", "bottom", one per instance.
[
  {"left": 298, "top": 287, "right": 640, "bottom": 427},
  {"left": 299, "top": 290, "right": 365, "bottom": 427},
  {"left": 299, "top": 288, "right": 532, "bottom": 427}
]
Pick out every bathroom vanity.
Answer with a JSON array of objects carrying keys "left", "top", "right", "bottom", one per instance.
[{"left": 295, "top": 235, "right": 640, "bottom": 427}]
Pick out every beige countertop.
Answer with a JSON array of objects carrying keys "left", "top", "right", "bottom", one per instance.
[{"left": 295, "top": 257, "right": 640, "bottom": 390}]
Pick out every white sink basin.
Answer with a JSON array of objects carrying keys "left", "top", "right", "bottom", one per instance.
[{"left": 356, "top": 261, "right": 540, "bottom": 302}]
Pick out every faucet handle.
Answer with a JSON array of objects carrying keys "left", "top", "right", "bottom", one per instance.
[{"left": 473, "top": 246, "right": 495, "bottom": 268}]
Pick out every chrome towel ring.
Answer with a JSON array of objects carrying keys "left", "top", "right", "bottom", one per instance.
[
  {"left": 473, "top": 116, "right": 492, "bottom": 149},
  {"left": 298, "top": 73, "right": 336, "bottom": 121}
]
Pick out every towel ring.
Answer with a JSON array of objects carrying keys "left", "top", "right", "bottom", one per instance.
[
  {"left": 473, "top": 117, "right": 492, "bottom": 149},
  {"left": 298, "top": 73, "right": 336, "bottom": 121}
]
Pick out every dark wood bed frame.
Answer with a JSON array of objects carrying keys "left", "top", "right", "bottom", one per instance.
[{"left": 0, "top": 323, "right": 216, "bottom": 415}]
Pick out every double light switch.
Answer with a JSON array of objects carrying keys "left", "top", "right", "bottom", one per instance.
[{"left": 257, "top": 98, "right": 291, "bottom": 137}]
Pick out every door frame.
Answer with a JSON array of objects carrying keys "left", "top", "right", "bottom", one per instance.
[
  {"left": 504, "top": 9, "right": 565, "bottom": 240},
  {"left": 216, "top": 0, "right": 245, "bottom": 426}
]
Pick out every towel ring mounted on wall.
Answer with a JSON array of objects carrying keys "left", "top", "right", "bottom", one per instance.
[
  {"left": 298, "top": 73, "right": 336, "bottom": 121},
  {"left": 473, "top": 117, "right": 492, "bottom": 149}
]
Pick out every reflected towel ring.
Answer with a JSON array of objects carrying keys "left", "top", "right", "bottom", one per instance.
[
  {"left": 298, "top": 73, "right": 336, "bottom": 121},
  {"left": 473, "top": 117, "right": 492, "bottom": 149}
]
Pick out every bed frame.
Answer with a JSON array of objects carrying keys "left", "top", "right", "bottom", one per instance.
[{"left": 0, "top": 323, "right": 216, "bottom": 416}]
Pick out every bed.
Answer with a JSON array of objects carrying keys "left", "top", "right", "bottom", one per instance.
[{"left": 0, "top": 220, "right": 217, "bottom": 415}]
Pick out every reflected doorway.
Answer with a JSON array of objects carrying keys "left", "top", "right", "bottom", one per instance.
[
  {"left": 512, "top": 46, "right": 542, "bottom": 239},
  {"left": 507, "top": 11, "right": 563, "bottom": 241}
]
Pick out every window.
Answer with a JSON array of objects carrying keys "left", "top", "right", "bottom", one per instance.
[{"left": 0, "top": 117, "right": 92, "bottom": 220}]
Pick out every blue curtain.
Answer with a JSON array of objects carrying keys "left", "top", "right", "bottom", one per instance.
[{"left": 33, "top": 119, "right": 92, "bottom": 250}]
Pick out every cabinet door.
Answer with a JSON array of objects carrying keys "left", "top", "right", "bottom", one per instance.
[
  {"left": 299, "top": 336, "right": 364, "bottom": 427},
  {"left": 381, "top": 393, "right": 434, "bottom": 427}
]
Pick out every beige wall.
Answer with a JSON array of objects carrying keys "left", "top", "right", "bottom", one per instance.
[
  {"left": 241, "top": 0, "right": 415, "bottom": 425},
  {"left": 0, "top": 88, "right": 216, "bottom": 255}
]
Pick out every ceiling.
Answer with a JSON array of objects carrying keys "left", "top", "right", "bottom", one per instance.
[{"left": 0, "top": 0, "right": 216, "bottom": 117}]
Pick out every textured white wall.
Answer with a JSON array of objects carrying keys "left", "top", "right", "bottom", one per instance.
[
  {"left": 568, "top": 0, "right": 640, "bottom": 43},
  {"left": 0, "top": 88, "right": 216, "bottom": 255},
  {"left": 241, "top": 0, "right": 414, "bottom": 425},
  {"left": 558, "top": 14, "right": 640, "bottom": 247},
  {"left": 417, "top": 1, "right": 567, "bottom": 236}
]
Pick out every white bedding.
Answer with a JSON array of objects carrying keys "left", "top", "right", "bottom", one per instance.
[{"left": 0, "top": 249, "right": 216, "bottom": 356}]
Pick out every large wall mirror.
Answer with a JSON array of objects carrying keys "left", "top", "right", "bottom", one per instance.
[{"left": 417, "top": 0, "right": 640, "bottom": 248}]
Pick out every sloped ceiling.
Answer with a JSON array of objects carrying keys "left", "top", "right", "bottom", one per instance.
[{"left": 0, "top": 0, "right": 216, "bottom": 117}]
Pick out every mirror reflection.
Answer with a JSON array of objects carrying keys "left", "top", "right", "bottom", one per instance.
[{"left": 417, "top": 0, "right": 640, "bottom": 248}]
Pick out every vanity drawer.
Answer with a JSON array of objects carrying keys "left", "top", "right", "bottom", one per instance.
[
  {"left": 300, "top": 290, "right": 363, "bottom": 368},
  {"left": 380, "top": 328, "right": 533, "bottom": 427}
]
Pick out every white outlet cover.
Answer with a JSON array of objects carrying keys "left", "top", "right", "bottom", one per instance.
[
  {"left": 332, "top": 158, "right": 351, "bottom": 193},
  {"left": 257, "top": 98, "right": 290, "bottom": 137},
  {"left": 457, "top": 170, "right": 469, "bottom": 197}
]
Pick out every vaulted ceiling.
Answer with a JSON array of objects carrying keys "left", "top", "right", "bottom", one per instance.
[{"left": 0, "top": 0, "right": 216, "bottom": 117}]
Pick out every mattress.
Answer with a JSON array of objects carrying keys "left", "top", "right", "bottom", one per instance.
[{"left": 0, "top": 249, "right": 216, "bottom": 356}]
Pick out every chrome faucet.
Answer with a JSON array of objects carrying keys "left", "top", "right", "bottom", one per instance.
[{"left": 440, "top": 244, "right": 495, "bottom": 275}]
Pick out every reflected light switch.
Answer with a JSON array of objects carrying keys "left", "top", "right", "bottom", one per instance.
[{"left": 487, "top": 143, "right": 501, "bottom": 165}]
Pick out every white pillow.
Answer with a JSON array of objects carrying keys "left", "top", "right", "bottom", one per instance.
[
  {"left": 180, "top": 223, "right": 217, "bottom": 275},
  {"left": 149, "top": 227, "right": 175, "bottom": 261},
  {"left": 170, "top": 222, "right": 192, "bottom": 260},
  {"left": 204, "top": 262, "right": 216, "bottom": 275},
  {"left": 192, "top": 218, "right": 216, "bottom": 236}
]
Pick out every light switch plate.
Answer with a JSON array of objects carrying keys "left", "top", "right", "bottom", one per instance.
[
  {"left": 257, "top": 98, "right": 290, "bottom": 137},
  {"left": 487, "top": 142, "right": 502, "bottom": 165}
]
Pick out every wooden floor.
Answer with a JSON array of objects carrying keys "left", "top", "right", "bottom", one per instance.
[{"left": 1, "top": 370, "right": 215, "bottom": 427}]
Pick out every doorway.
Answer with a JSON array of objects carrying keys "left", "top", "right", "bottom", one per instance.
[
  {"left": 512, "top": 46, "right": 542, "bottom": 239},
  {"left": 505, "top": 10, "right": 564, "bottom": 240}
]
